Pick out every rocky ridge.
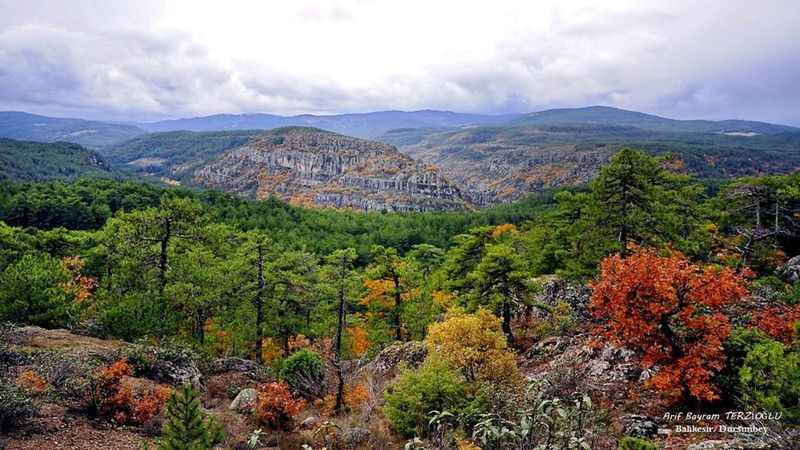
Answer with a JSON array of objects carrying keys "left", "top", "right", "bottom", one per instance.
[{"left": 194, "top": 127, "right": 469, "bottom": 212}]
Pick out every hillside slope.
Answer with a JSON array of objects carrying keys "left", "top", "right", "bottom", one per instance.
[
  {"left": 0, "top": 138, "right": 112, "bottom": 181},
  {"left": 0, "top": 111, "right": 144, "bottom": 148},
  {"left": 392, "top": 124, "right": 800, "bottom": 206},
  {"left": 194, "top": 127, "right": 469, "bottom": 212},
  {"left": 102, "top": 130, "right": 263, "bottom": 181},
  {"left": 511, "top": 106, "right": 798, "bottom": 134}
]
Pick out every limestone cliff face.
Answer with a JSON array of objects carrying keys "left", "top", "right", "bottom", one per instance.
[{"left": 194, "top": 127, "right": 469, "bottom": 212}]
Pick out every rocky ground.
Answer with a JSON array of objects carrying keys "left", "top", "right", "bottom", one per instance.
[{"left": 1, "top": 285, "right": 798, "bottom": 450}]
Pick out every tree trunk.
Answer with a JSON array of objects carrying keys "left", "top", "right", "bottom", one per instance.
[
  {"left": 254, "top": 243, "right": 265, "bottom": 363},
  {"left": 157, "top": 219, "right": 171, "bottom": 337},
  {"left": 502, "top": 300, "right": 515, "bottom": 346},
  {"left": 195, "top": 311, "right": 205, "bottom": 346},
  {"left": 158, "top": 219, "right": 171, "bottom": 295},
  {"left": 392, "top": 273, "right": 402, "bottom": 341},
  {"left": 334, "top": 257, "right": 347, "bottom": 413}
]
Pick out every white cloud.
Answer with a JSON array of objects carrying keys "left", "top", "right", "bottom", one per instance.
[{"left": 0, "top": 0, "right": 798, "bottom": 124}]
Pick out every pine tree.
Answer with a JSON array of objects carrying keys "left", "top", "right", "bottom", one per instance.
[{"left": 158, "top": 384, "right": 224, "bottom": 450}]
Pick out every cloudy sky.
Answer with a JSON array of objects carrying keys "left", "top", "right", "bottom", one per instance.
[{"left": 1, "top": 0, "right": 798, "bottom": 124}]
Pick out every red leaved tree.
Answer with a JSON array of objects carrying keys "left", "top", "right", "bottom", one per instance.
[{"left": 590, "top": 246, "right": 750, "bottom": 402}]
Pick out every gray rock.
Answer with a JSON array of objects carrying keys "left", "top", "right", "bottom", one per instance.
[
  {"left": 369, "top": 341, "right": 427, "bottom": 376},
  {"left": 686, "top": 439, "right": 772, "bottom": 450},
  {"left": 344, "top": 427, "right": 371, "bottom": 446},
  {"left": 208, "top": 357, "right": 260, "bottom": 374},
  {"left": 229, "top": 388, "right": 258, "bottom": 411},
  {"left": 153, "top": 360, "right": 202, "bottom": 387},
  {"left": 778, "top": 255, "right": 800, "bottom": 284},
  {"left": 534, "top": 276, "right": 593, "bottom": 321},
  {"left": 586, "top": 345, "right": 639, "bottom": 382},
  {"left": 300, "top": 414, "right": 320, "bottom": 429},
  {"left": 620, "top": 414, "right": 659, "bottom": 438}
]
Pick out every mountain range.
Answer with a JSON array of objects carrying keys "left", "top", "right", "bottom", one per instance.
[{"left": 1, "top": 106, "right": 798, "bottom": 210}]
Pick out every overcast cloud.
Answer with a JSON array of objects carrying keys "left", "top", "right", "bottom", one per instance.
[{"left": 0, "top": 0, "right": 798, "bottom": 124}]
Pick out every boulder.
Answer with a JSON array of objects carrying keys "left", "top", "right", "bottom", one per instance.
[
  {"left": 586, "top": 345, "right": 639, "bottom": 382},
  {"left": 534, "top": 276, "right": 592, "bottom": 321},
  {"left": 777, "top": 255, "right": 800, "bottom": 284},
  {"left": 686, "top": 439, "right": 772, "bottom": 450},
  {"left": 229, "top": 388, "right": 258, "bottom": 411},
  {"left": 152, "top": 359, "right": 202, "bottom": 387},
  {"left": 620, "top": 414, "right": 658, "bottom": 438},
  {"left": 344, "top": 427, "right": 371, "bottom": 447},
  {"left": 369, "top": 341, "right": 427, "bottom": 376},
  {"left": 208, "top": 357, "right": 260, "bottom": 374},
  {"left": 300, "top": 414, "right": 320, "bottom": 429}
]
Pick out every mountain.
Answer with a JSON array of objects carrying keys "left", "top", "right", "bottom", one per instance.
[
  {"left": 0, "top": 138, "right": 112, "bottom": 181},
  {"left": 140, "top": 110, "right": 519, "bottom": 138},
  {"left": 511, "top": 106, "right": 798, "bottom": 134},
  {"left": 0, "top": 111, "right": 145, "bottom": 148},
  {"left": 101, "top": 130, "right": 263, "bottom": 181},
  {"left": 391, "top": 124, "right": 800, "bottom": 206},
  {"left": 194, "top": 127, "right": 469, "bottom": 212}
]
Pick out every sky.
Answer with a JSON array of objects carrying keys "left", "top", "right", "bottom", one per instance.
[{"left": 0, "top": 0, "right": 798, "bottom": 125}]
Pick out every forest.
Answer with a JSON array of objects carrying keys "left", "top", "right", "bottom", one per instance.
[{"left": 1, "top": 148, "right": 799, "bottom": 449}]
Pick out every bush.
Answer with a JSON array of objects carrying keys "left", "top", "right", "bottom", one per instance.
[
  {"left": 254, "top": 381, "right": 306, "bottom": 429},
  {"left": 123, "top": 338, "right": 201, "bottom": 384},
  {"left": 0, "top": 253, "right": 76, "bottom": 328},
  {"left": 424, "top": 309, "right": 523, "bottom": 388},
  {"left": 159, "top": 384, "right": 224, "bottom": 450},
  {"left": 739, "top": 339, "right": 800, "bottom": 423},
  {"left": 278, "top": 349, "right": 326, "bottom": 399},
  {"left": 80, "top": 359, "right": 171, "bottom": 425},
  {"left": 0, "top": 381, "right": 37, "bottom": 431},
  {"left": 619, "top": 436, "right": 658, "bottom": 450},
  {"left": 384, "top": 358, "right": 468, "bottom": 438},
  {"left": 719, "top": 327, "right": 771, "bottom": 400},
  {"left": 472, "top": 381, "right": 601, "bottom": 450},
  {"left": 17, "top": 369, "right": 49, "bottom": 395}
]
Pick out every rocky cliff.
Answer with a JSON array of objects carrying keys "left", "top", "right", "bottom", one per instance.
[{"left": 194, "top": 127, "right": 469, "bottom": 212}]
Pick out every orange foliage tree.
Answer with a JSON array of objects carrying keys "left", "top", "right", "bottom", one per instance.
[
  {"left": 751, "top": 304, "right": 800, "bottom": 344},
  {"left": 60, "top": 256, "right": 97, "bottom": 303},
  {"left": 590, "top": 246, "right": 750, "bottom": 402},
  {"left": 255, "top": 382, "right": 306, "bottom": 429},
  {"left": 88, "top": 360, "right": 171, "bottom": 425}
]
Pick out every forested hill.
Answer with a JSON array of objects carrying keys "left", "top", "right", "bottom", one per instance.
[
  {"left": 0, "top": 151, "right": 798, "bottom": 449},
  {"left": 0, "top": 111, "right": 144, "bottom": 148},
  {"left": 0, "top": 177, "right": 554, "bottom": 256},
  {"left": 101, "top": 129, "right": 263, "bottom": 180},
  {"left": 510, "top": 106, "right": 799, "bottom": 134},
  {"left": 0, "top": 138, "right": 113, "bottom": 182}
]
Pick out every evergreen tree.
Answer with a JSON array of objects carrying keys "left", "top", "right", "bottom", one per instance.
[{"left": 158, "top": 384, "right": 224, "bottom": 450}]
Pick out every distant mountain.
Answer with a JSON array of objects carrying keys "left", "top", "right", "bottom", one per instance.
[
  {"left": 101, "top": 130, "right": 263, "bottom": 181},
  {"left": 511, "top": 106, "right": 798, "bottom": 134},
  {"left": 392, "top": 123, "right": 800, "bottom": 206},
  {"left": 139, "top": 110, "right": 519, "bottom": 138},
  {"left": 0, "top": 138, "right": 112, "bottom": 181},
  {"left": 0, "top": 111, "right": 145, "bottom": 148},
  {"left": 194, "top": 127, "right": 469, "bottom": 212}
]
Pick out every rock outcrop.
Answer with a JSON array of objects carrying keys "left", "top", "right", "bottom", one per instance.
[{"left": 194, "top": 127, "right": 470, "bottom": 212}]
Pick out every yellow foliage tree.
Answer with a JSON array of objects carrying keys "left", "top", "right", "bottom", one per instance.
[{"left": 425, "top": 309, "right": 522, "bottom": 387}]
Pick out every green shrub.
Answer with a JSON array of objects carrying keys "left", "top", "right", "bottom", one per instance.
[
  {"left": 719, "top": 327, "right": 771, "bottom": 400},
  {"left": 384, "top": 358, "right": 468, "bottom": 438},
  {"left": 619, "top": 436, "right": 657, "bottom": 450},
  {"left": 124, "top": 338, "right": 200, "bottom": 382},
  {"left": 278, "top": 349, "right": 326, "bottom": 399},
  {"left": 739, "top": 340, "right": 800, "bottom": 423},
  {"left": 0, "top": 253, "right": 75, "bottom": 328},
  {"left": 158, "top": 384, "right": 224, "bottom": 450},
  {"left": 0, "top": 381, "right": 38, "bottom": 431}
]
